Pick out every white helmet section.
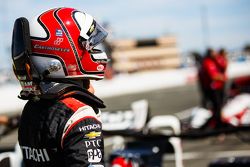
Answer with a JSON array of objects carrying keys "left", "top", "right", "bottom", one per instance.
[
  {"left": 76, "top": 12, "right": 94, "bottom": 40},
  {"left": 92, "top": 51, "right": 108, "bottom": 61},
  {"left": 29, "top": 14, "right": 48, "bottom": 39}
]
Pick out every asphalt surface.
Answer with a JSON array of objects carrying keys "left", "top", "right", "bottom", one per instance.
[
  {"left": 102, "top": 83, "right": 201, "bottom": 116},
  {"left": 1, "top": 83, "right": 250, "bottom": 167}
]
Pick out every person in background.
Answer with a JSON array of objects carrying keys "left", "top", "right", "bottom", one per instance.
[
  {"left": 12, "top": 7, "right": 108, "bottom": 167},
  {"left": 216, "top": 48, "right": 228, "bottom": 74},
  {"left": 215, "top": 48, "right": 228, "bottom": 103},
  {"left": 200, "top": 48, "right": 227, "bottom": 128},
  {"left": 191, "top": 52, "right": 208, "bottom": 108}
]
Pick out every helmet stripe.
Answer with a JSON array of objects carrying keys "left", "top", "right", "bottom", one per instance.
[
  {"left": 30, "top": 9, "right": 52, "bottom": 41},
  {"left": 55, "top": 8, "right": 103, "bottom": 75},
  {"left": 54, "top": 8, "right": 86, "bottom": 75}
]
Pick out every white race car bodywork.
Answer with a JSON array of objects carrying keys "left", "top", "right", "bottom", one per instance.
[{"left": 222, "top": 94, "right": 250, "bottom": 126}]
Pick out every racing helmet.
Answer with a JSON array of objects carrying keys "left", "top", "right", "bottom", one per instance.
[
  {"left": 12, "top": 7, "right": 108, "bottom": 85},
  {"left": 12, "top": 7, "right": 108, "bottom": 98}
]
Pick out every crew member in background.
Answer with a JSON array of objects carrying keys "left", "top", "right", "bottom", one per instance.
[
  {"left": 215, "top": 48, "right": 228, "bottom": 103},
  {"left": 201, "top": 48, "right": 227, "bottom": 128},
  {"left": 192, "top": 52, "right": 208, "bottom": 108},
  {"left": 216, "top": 48, "right": 228, "bottom": 73},
  {"left": 12, "top": 7, "right": 108, "bottom": 167}
]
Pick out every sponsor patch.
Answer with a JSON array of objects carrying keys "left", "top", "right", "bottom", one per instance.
[
  {"left": 34, "top": 44, "right": 70, "bottom": 52},
  {"left": 21, "top": 146, "right": 50, "bottom": 162},
  {"left": 89, "top": 23, "right": 95, "bottom": 34},
  {"left": 97, "top": 65, "right": 104, "bottom": 71},
  {"left": 87, "top": 149, "right": 102, "bottom": 163},
  {"left": 85, "top": 131, "right": 101, "bottom": 139},
  {"left": 85, "top": 139, "right": 102, "bottom": 148},
  {"left": 79, "top": 124, "right": 101, "bottom": 132},
  {"left": 54, "top": 37, "right": 64, "bottom": 45},
  {"left": 56, "top": 29, "right": 63, "bottom": 37},
  {"left": 87, "top": 22, "right": 96, "bottom": 36}
]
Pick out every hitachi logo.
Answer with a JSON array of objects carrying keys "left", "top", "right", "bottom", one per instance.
[
  {"left": 21, "top": 146, "right": 50, "bottom": 162},
  {"left": 79, "top": 124, "right": 101, "bottom": 132}
]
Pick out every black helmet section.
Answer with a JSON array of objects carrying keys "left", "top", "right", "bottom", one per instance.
[
  {"left": 12, "top": 17, "right": 32, "bottom": 77},
  {"left": 11, "top": 17, "right": 40, "bottom": 99}
]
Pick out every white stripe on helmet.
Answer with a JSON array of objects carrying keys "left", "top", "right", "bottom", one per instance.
[{"left": 74, "top": 12, "right": 94, "bottom": 40}]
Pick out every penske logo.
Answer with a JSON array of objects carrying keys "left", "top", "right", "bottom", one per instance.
[{"left": 85, "top": 131, "right": 101, "bottom": 139}]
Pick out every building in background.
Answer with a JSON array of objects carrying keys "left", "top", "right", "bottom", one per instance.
[{"left": 109, "top": 35, "right": 180, "bottom": 73}]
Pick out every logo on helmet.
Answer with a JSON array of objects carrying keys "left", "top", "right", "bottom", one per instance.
[
  {"left": 34, "top": 44, "right": 70, "bottom": 52},
  {"left": 56, "top": 29, "right": 63, "bottom": 37},
  {"left": 97, "top": 65, "right": 104, "bottom": 71},
  {"left": 89, "top": 23, "right": 95, "bottom": 34},
  {"left": 67, "top": 64, "right": 77, "bottom": 72},
  {"left": 48, "top": 60, "right": 62, "bottom": 73},
  {"left": 54, "top": 37, "right": 64, "bottom": 45}
]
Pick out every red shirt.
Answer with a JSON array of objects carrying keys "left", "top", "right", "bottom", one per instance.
[
  {"left": 215, "top": 54, "right": 228, "bottom": 72},
  {"left": 201, "top": 56, "right": 226, "bottom": 90}
]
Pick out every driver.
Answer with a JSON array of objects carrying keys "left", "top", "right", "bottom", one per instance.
[{"left": 12, "top": 7, "right": 108, "bottom": 167}]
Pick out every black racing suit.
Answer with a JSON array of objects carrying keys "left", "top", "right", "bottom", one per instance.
[{"left": 18, "top": 84, "right": 106, "bottom": 167}]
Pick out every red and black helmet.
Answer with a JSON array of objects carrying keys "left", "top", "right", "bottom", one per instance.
[{"left": 29, "top": 7, "right": 108, "bottom": 80}]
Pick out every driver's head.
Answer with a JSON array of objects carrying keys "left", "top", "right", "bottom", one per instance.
[
  {"left": 12, "top": 7, "right": 108, "bottom": 98},
  {"left": 28, "top": 7, "right": 108, "bottom": 81}
]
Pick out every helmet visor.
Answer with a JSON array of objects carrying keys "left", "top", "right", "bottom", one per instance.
[{"left": 80, "top": 21, "right": 108, "bottom": 51}]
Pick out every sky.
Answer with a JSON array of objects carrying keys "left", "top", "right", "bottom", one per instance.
[{"left": 0, "top": 0, "right": 250, "bottom": 69}]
